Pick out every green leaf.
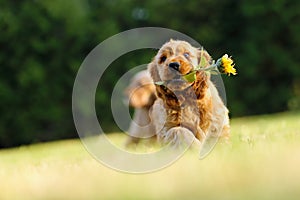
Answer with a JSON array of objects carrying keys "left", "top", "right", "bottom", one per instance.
[{"left": 182, "top": 71, "right": 197, "bottom": 82}]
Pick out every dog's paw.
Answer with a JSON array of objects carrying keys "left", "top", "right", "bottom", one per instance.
[{"left": 160, "top": 127, "right": 200, "bottom": 150}]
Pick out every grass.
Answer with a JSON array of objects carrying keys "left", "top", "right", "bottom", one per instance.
[{"left": 1, "top": 111, "right": 300, "bottom": 200}]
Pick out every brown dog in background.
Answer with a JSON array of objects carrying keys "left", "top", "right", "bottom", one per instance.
[{"left": 125, "top": 40, "right": 230, "bottom": 148}]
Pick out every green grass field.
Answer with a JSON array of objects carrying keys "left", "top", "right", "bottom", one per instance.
[{"left": 1, "top": 112, "right": 300, "bottom": 200}]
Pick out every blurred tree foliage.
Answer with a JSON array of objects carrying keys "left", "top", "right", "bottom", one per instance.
[{"left": 0, "top": 0, "right": 299, "bottom": 147}]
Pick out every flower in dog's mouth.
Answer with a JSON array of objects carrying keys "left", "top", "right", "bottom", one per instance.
[
  {"left": 155, "top": 52, "right": 237, "bottom": 85},
  {"left": 182, "top": 53, "right": 237, "bottom": 82}
]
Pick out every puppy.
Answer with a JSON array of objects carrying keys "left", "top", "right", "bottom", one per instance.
[{"left": 126, "top": 39, "right": 230, "bottom": 148}]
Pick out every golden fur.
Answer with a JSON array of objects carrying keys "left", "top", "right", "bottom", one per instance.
[{"left": 126, "top": 40, "right": 230, "bottom": 148}]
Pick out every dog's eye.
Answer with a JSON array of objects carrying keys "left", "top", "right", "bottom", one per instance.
[
  {"left": 183, "top": 52, "right": 190, "bottom": 59},
  {"left": 160, "top": 56, "right": 167, "bottom": 63}
]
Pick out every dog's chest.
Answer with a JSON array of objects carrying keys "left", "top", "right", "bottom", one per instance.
[{"left": 179, "top": 105, "right": 201, "bottom": 132}]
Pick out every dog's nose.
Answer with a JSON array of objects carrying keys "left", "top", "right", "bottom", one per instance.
[{"left": 168, "top": 62, "right": 180, "bottom": 71}]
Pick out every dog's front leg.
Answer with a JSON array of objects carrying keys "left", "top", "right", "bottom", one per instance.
[{"left": 159, "top": 127, "right": 201, "bottom": 150}]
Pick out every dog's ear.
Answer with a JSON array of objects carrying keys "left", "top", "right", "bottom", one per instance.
[
  {"left": 197, "top": 49, "right": 212, "bottom": 68},
  {"left": 194, "top": 49, "right": 211, "bottom": 100},
  {"left": 193, "top": 71, "right": 209, "bottom": 99},
  {"left": 148, "top": 60, "right": 161, "bottom": 82}
]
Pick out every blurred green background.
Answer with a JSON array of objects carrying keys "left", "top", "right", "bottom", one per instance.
[{"left": 0, "top": 0, "right": 299, "bottom": 148}]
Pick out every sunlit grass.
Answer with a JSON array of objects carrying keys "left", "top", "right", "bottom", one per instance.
[{"left": 1, "top": 112, "right": 300, "bottom": 200}]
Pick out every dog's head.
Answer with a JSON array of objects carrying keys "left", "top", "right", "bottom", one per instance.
[{"left": 149, "top": 39, "right": 211, "bottom": 85}]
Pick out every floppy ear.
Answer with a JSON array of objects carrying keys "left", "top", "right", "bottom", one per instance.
[
  {"left": 193, "top": 71, "right": 209, "bottom": 99},
  {"left": 197, "top": 49, "right": 212, "bottom": 68},
  {"left": 193, "top": 49, "right": 211, "bottom": 100},
  {"left": 148, "top": 60, "right": 161, "bottom": 82}
]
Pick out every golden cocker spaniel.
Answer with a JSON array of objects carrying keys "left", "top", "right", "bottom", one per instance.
[{"left": 126, "top": 39, "right": 230, "bottom": 148}]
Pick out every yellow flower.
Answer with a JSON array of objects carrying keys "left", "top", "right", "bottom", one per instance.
[{"left": 221, "top": 54, "right": 237, "bottom": 76}]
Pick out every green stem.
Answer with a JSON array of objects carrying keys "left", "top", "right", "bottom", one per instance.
[{"left": 193, "top": 58, "right": 222, "bottom": 73}]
